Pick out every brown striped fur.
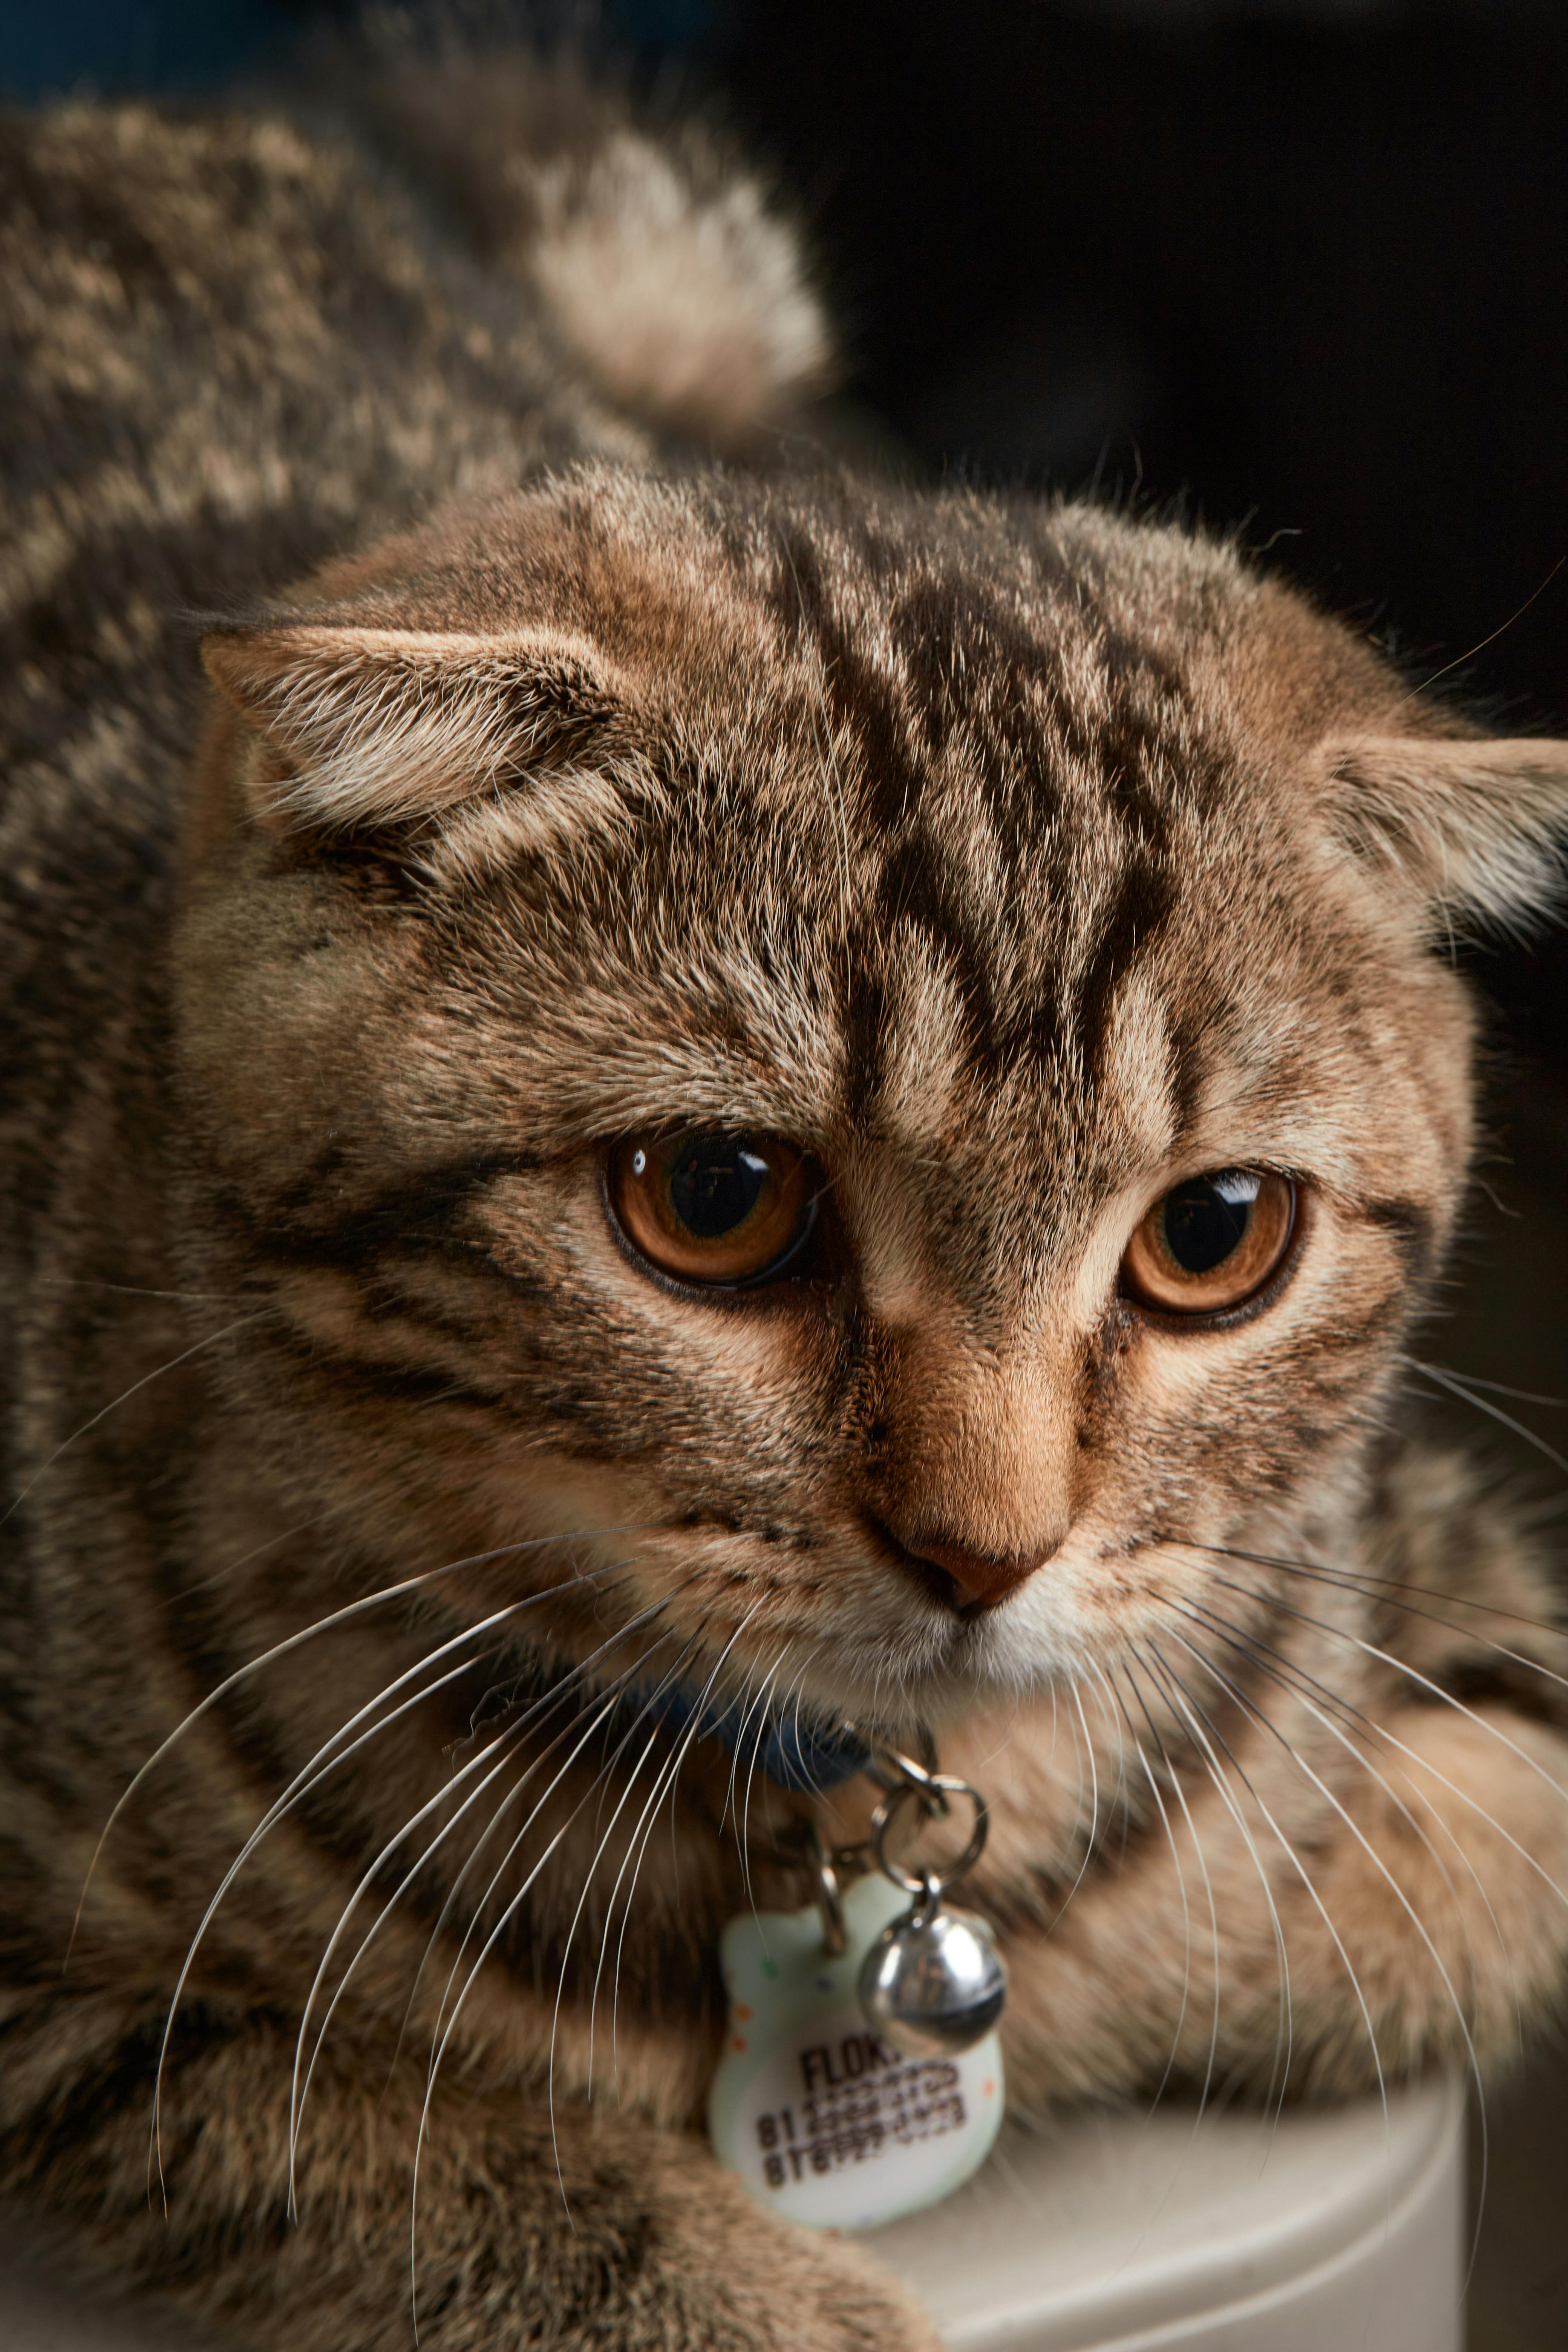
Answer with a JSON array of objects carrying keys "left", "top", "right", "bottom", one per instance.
[{"left": 5, "top": 29, "right": 1568, "bottom": 2352}]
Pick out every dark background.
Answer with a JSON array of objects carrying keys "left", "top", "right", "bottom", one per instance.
[
  {"left": 721, "top": 0, "right": 1568, "bottom": 1094},
  {"left": 5, "top": 4, "right": 1566, "bottom": 2345},
  {"left": 9, "top": 0, "right": 1563, "bottom": 1073}
]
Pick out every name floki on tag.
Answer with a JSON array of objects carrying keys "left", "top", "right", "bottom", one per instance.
[{"left": 708, "top": 1871, "right": 1004, "bottom": 2231}]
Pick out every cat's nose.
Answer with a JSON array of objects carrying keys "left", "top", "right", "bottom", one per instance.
[{"left": 872, "top": 1518, "right": 1058, "bottom": 1615}]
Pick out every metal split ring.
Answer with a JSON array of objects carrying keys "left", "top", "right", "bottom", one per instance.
[
  {"left": 800, "top": 1820, "right": 848, "bottom": 1955},
  {"left": 870, "top": 1771, "right": 990, "bottom": 1898},
  {"left": 860, "top": 1724, "right": 941, "bottom": 1798}
]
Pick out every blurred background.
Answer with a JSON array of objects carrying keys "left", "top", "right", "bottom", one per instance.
[{"left": 4, "top": 2, "right": 1566, "bottom": 2344}]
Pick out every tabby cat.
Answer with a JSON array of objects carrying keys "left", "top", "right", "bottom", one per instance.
[{"left": 4, "top": 28, "right": 1568, "bottom": 2352}]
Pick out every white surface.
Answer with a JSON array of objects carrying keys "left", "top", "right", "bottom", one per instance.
[
  {"left": 871, "top": 2077, "right": 1466, "bottom": 2352},
  {"left": 0, "top": 2079, "right": 1465, "bottom": 2350}
]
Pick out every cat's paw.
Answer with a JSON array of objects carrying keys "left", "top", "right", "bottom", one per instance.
[
  {"left": 664, "top": 2163, "right": 941, "bottom": 2352},
  {"left": 463, "top": 2115, "right": 941, "bottom": 2352}
]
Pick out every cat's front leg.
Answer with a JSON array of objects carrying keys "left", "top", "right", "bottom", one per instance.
[
  {"left": 5, "top": 2011, "right": 938, "bottom": 2352},
  {"left": 1283, "top": 1696, "right": 1568, "bottom": 2087},
  {"left": 992, "top": 1696, "right": 1568, "bottom": 2106}
]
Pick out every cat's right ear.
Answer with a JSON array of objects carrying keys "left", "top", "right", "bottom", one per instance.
[
  {"left": 200, "top": 619, "right": 635, "bottom": 840},
  {"left": 1317, "top": 732, "right": 1568, "bottom": 937}
]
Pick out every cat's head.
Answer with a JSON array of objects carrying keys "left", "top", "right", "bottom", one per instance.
[{"left": 179, "top": 465, "right": 1568, "bottom": 1731}]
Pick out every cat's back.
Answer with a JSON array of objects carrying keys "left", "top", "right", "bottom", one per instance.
[
  {"left": 0, "top": 48, "right": 828, "bottom": 794},
  {"left": 0, "top": 81, "right": 606, "bottom": 864},
  {"left": 0, "top": 95, "right": 490, "bottom": 1303},
  {"left": 0, "top": 44, "right": 828, "bottom": 1311}
]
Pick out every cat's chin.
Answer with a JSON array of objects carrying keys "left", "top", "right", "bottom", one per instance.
[{"left": 764, "top": 1612, "right": 1089, "bottom": 1734}]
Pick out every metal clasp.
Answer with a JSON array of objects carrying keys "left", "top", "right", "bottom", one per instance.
[
  {"left": 865, "top": 1738, "right": 990, "bottom": 1901},
  {"left": 800, "top": 1819, "right": 848, "bottom": 1956}
]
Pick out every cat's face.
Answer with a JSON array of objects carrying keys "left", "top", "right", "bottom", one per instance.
[{"left": 179, "top": 468, "right": 1567, "bottom": 1732}]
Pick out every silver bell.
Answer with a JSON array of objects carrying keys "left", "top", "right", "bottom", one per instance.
[{"left": 859, "top": 1888, "right": 1008, "bottom": 2058}]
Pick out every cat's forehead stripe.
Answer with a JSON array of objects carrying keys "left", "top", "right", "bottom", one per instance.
[{"left": 726, "top": 499, "right": 1258, "bottom": 1132}]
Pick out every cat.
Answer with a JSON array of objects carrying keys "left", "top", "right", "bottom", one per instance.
[{"left": 4, "top": 25, "right": 1568, "bottom": 2352}]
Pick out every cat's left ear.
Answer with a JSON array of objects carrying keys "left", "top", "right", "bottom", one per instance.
[
  {"left": 201, "top": 620, "right": 632, "bottom": 835},
  {"left": 1318, "top": 734, "right": 1568, "bottom": 933}
]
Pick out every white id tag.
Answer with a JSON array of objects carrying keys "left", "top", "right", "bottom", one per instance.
[{"left": 707, "top": 1871, "right": 1004, "bottom": 2231}]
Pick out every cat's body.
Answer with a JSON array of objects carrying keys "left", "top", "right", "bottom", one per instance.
[{"left": 4, "top": 37, "right": 1568, "bottom": 2352}]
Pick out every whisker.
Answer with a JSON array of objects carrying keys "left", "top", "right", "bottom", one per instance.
[
  {"left": 413, "top": 1618, "right": 752, "bottom": 2277},
  {"left": 550, "top": 1602, "right": 766, "bottom": 2194},
  {"left": 1188, "top": 1569, "right": 1568, "bottom": 1945},
  {"left": 440, "top": 1642, "right": 713, "bottom": 2078},
  {"left": 409, "top": 1652, "right": 705, "bottom": 2310},
  {"left": 578, "top": 1619, "right": 762, "bottom": 2103},
  {"left": 718, "top": 1658, "right": 779, "bottom": 1843},
  {"left": 603, "top": 1626, "right": 763, "bottom": 2087},
  {"left": 1123, "top": 1644, "right": 1225, "bottom": 2125},
  {"left": 1144, "top": 1636, "right": 1399, "bottom": 2219},
  {"left": 1043, "top": 1680, "right": 1106, "bottom": 1932},
  {"left": 176, "top": 1503, "right": 349, "bottom": 1600},
  {"left": 1080, "top": 1657, "right": 1131, "bottom": 1827},
  {"left": 724, "top": 1648, "right": 791, "bottom": 1931},
  {"left": 1403, "top": 1356, "right": 1568, "bottom": 1480},
  {"left": 1102, "top": 1653, "right": 1291, "bottom": 2271},
  {"left": 1150, "top": 1619, "right": 1490, "bottom": 2268},
  {"left": 152, "top": 1603, "right": 538, "bottom": 2198},
  {"left": 1143, "top": 1643, "right": 1295, "bottom": 2119},
  {"left": 1197, "top": 1562, "right": 1568, "bottom": 1818},
  {"left": 1194, "top": 1534, "right": 1568, "bottom": 1651},
  {"left": 1102, "top": 1661, "right": 1196, "bottom": 2113},
  {"left": 740, "top": 1646, "right": 799, "bottom": 1930},
  {"left": 289, "top": 1593, "right": 676, "bottom": 2200},
  {"left": 1189, "top": 1590, "right": 1504, "bottom": 2089},
  {"left": 291, "top": 1718, "right": 528, "bottom": 2207},
  {"left": 387, "top": 1599, "right": 703, "bottom": 2089},
  {"left": 421, "top": 1630, "right": 701, "bottom": 2082},
  {"left": 1411, "top": 1365, "right": 1566, "bottom": 1411},
  {"left": 583, "top": 1698, "right": 698, "bottom": 2103},
  {"left": 5, "top": 1308, "right": 275, "bottom": 1528},
  {"left": 74, "top": 1533, "right": 648, "bottom": 1962},
  {"left": 161, "top": 1553, "right": 653, "bottom": 2196},
  {"left": 1168, "top": 1592, "right": 1524, "bottom": 2046}
]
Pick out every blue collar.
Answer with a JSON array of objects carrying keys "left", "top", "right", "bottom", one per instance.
[{"left": 627, "top": 1680, "right": 871, "bottom": 1793}]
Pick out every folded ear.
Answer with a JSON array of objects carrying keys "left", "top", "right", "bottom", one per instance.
[
  {"left": 1320, "top": 733, "right": 1568, "bottom": 934},
  {"left": 202, "top": 621, "right": 628, "bottom": 834}
]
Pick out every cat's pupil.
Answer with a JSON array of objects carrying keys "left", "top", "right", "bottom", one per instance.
[
  {"left": 667, "top": 1139, "right": 770, "bottom": 1238},
  {"left": 1160, "top": 1172, "right": 1262, "bottom": 1275}
]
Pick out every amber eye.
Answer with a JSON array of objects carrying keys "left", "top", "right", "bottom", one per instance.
[
  {"left": 608, "top": 1131, "right": 818, "bottom": 1288},
  {"left": 1121, "top": 1170, "right": 1297, "bottom": 1316}
]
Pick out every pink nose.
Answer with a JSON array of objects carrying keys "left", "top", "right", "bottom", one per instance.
[{"left": 874, "top": 1520, "right": 1058, "bottom": 1615}]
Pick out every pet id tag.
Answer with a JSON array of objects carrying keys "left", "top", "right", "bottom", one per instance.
[{"left": 708, "top": 1758, "right": 1006, "bottom": 2231}]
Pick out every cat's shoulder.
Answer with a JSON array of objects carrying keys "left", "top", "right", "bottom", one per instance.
[{"left": 1365, "top": 1431, "right": 1568, "bottom": 1711}]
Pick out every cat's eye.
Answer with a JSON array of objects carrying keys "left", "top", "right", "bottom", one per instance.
[
  {"left": 1121, "top": 1169, "right": 1297, "bottom": 1317},
  {"left": 608, "top": 1130, "right": 818, "bottom": 1288}
]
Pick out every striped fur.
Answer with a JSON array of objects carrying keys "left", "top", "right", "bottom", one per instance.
[{"left": 5, "top": 35, "right": 1568, "bottom": 2352}]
